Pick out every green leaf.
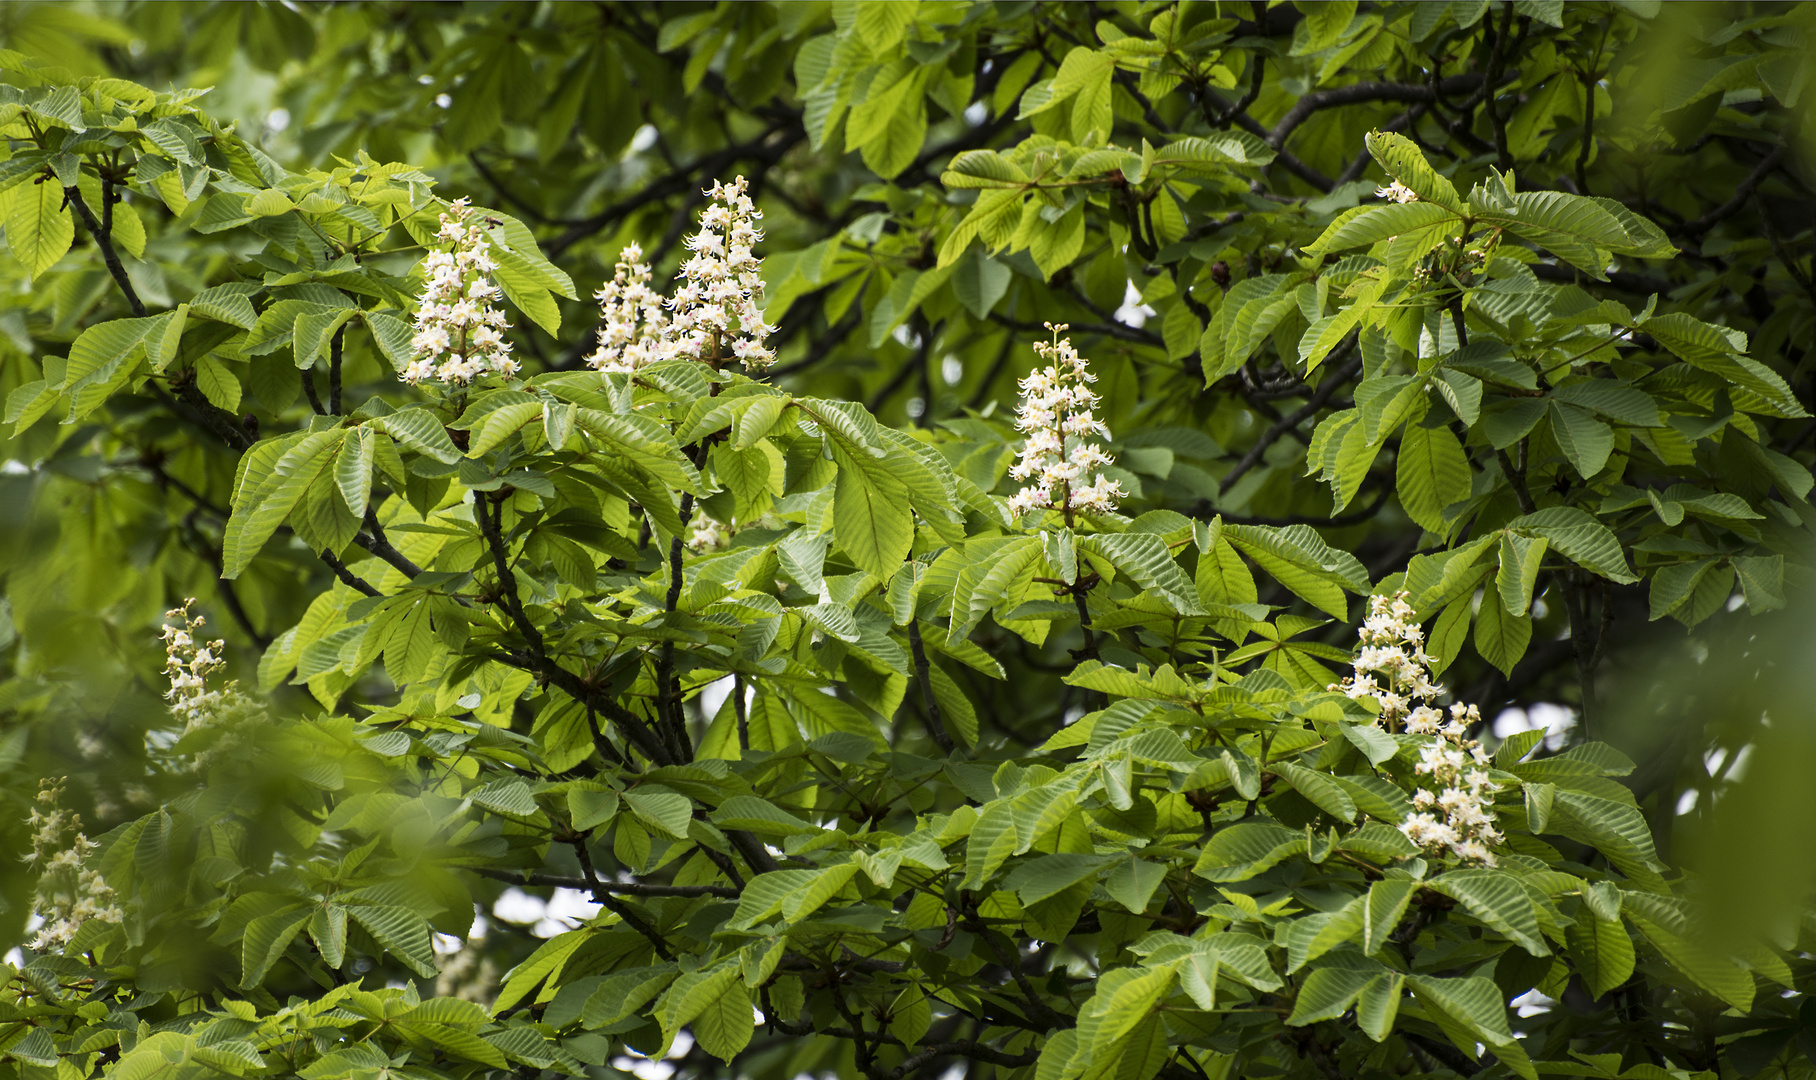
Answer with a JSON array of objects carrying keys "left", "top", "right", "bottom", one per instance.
[
  {"left": 62, "top": 315, "right": 162, "bottom": 392},
  {"left": 574, "top": 408, "right": 702, "bottom": 493},
  {"left": 1366, "top": 131, "right": 1465, "bottom": 212},
  {"left": 1549, "top": 401, "right": 1613, "bottom": 478},
  {"left": 1104, "top": 856, "right": 1169, "bottom": 913},
  {"left": 710, "top": 795, "right": 817, "bottom": 837},
  {"left": 373, "top": 409, "right": 462, "bottom": 464},
  {"left": 1428, "top": 869, "right": 1548, "bottom": 955},
  {"left": 941, "top": 150, "right": 1031, "bottom": 189},
  {"left": 468, "top": 399, "right": 543, "bottom": 457},
  {"left": 1406, "top": 974, "right": 1516, "bottom": 1047},
  {"left": 1495, "top": 533, "right": 1547, "bottom": 616},
  {"left": 6, "top": 176, "right": 74, "bottom": 279},
  {"left": 623, "top": 789, "right": 693, "bottom": 840},
  {"left": 1489, "top": 191, "right": 1635, "bottom": 277},
  {"left": 1082, "top": 532, "right": 1202, "bottom": 615},
  {"left": 1222, "top": 524, "right": 1362, "bottom": 619},
  {"left": 294, "top": 306, "right": 354, "bottom": 371},
  {"left": 1565, "top": 910, "right": 1635, "bottom": 999},
  {"left": 223, "top": 431, "right": 345, "bottom": 577},
  {"left": 195, "top": 354, "right": 242, "bottom": 412},
  {"left": 1004, "top": 853, "right": 1113, "bottom": 906},
  {"left": 1288, "top": 962, "right": 1386, "bottom": 1026},
  {"left": 1473, "top": 576, "right": 1531, "bottom": 675},
  {"left": 952, "top": 246, "right": 1012, "bottom": 319},
  {"left": 1305, "top": 201, "right": 1459, "bottom": 254},
  {"left": 334, "top": 428, "right": 374, "bottom": 520},
  {"left": 248, "top": 188, "right": 295, "bottom": 216},
  {"left": 240, "top": 904, "right": 312, "bottom": 987},
  {"left": 689, "top": 976, "right": 754, "bottom": 1063},
  {"left": 1510, "top": 506, "right": 1636, "bottom": 583},
  {"left": 1397, "top": 423, "right": 1471, "bottom": 532},
  {"left": 1270, "top": 762, "right": 1356, "bottom": 821},
  {"left": 1192, "top": 822, "right": 1304, "bottom": 882},
  {"left": 832, "top": 449, "right": 913, "bottom": 577},
  {"left": 346, "top": 904, "right": 439, "bottom": 978},
  {"left": 1550, "top": 381, "right": 1661, "bottom": 427}
]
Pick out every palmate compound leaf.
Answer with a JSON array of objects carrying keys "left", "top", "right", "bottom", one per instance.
[
  {"left": 223, "top": 430, "right": 346, "bottom": 577},
  {"left": 1428, "top": 869, "right": 1549, "bottom": 955},
  {"left": 1387, "top": 426, "right": 1474, "bottom": 537},
  {"left": 1004, "top": 852, "right": 1114, "bottom": 906},
  {"left": 1473, "top": 576, "right": 1532, "bottom": 675},
  {"left": 830, "top": 442, "right": 914, "bottom": 577},
  {"left": 1192, "top": 822, "right": 1304, "bottom": 882},
  {"left": 1509, "top": 506, "right": 1638, "bottom": 583},
  {"left": 1304, "top": 200, "right": 1461, "bottom": 256},
  {"left": 1565, "top": 909, "right": 1636, "bottom": 999},
  {"left": 1081, "top": 532, "right": 1202, "bottom": 614},
  {"left": 1288, "top": 957, "right": 1391, "bottom": 1026}
]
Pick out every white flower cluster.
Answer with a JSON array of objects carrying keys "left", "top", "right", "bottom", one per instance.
[
  {"left": 586, "top": 242, "right": 668, "bottom": 372},
  {"left": 1401, "top": 714, "right": 1502, "bottom": 866},
  {"left": 404, "top": 198, "right": 518, "bottom": 385},
  {"left": 1376, "top": 181, "right": 1419, "bottom": 203},
  {"left": 587, "top": 176, "right": 775, "bottom": 373},
  {"left": 686, "top": 514, "right": 732, "bottom": 553},
  {"left": 163, "top": 601, "right": 267, "bottom": 771},
  {"left": 1006, "top": 324, "right": 1124, "bottom": 518},
  {"left": 1334, "top": 592, "right": 1501, "bottom": 866},
  {"left": 25, "top": 778, "right": 123, "bottom": 953},
  {"left": 1332, "top": 591, "right": 1442, "bottom": 727}
]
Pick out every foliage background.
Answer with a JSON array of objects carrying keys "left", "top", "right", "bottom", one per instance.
[{"left": 1, "top": 2, "right": 1814, "bottom": 1080}]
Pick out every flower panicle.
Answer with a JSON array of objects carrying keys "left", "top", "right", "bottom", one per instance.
[
  {"left": 1335, "top": 592, "right": 1501, "bottom": 867},
  {"left": 1005, "top": 324, "right": 1123, "bottom": 518},
  {"left": 162, "top": 600, "right": 267, "bottom": 771},
  {"left": 26, "top": 778, "right": 122, "bottom": 953},
  {"left": 404, "top": 198, "right": 518, "bottom": 386},
  {"left": 588, "top": 176, "right": 775, "bottom": 375}
]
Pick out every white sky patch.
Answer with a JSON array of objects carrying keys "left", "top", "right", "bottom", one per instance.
[
  {"left": 942, "top": 355, "right": 964, "bottom": 385},
  {"left": 613, "top": 1030, "right": 693, "bottom": 1080},
  {"left": 965, "top": 101, "right": 987, "bottom": 126},
  {"left": 265, "top": 107, "right": 290, "bottom": 133},
  {"left": 630, "top": 124, "right": 659, "bottom": 155},
  {"left": 1491, "top": 702, "right": 1576, "bottom": 750}
]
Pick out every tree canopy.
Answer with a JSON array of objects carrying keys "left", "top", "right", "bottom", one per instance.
[{"left": 2, "top": 4, "right": 1814, "bottom": 1080}]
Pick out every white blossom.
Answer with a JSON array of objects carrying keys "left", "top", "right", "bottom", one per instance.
[
  {"left": 1332, "top": 592, "right": 1439, "bottom": 728},
  {"left": 25, "top": 778, "right": 123, "bottom": 953},
  {"left": 404, "top": 198, "right": 518, "bottom": 386},
  {"left": 1376, "top": 180, "right": 1419, "bottom": 204},
  {"left": 686, "top": 515, "right": 733, "bottom": 553},
  {"left": 1337, "top": 591, "right": 1501, "bottom": 867},
  {"left": 162, "top": 600, "right": 268, "bottom": 771},
  {"left": 1006, "top": 324, "right": 1123, "bottom": 518},
  {"left": 586, "top": 176, "right": 775, "bottom": 374}
]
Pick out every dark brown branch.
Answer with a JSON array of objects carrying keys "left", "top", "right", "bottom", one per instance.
[
  {"left": 565, "top": 838, "right": 674, "bottom": 959},
  {"left": 354, "top": 507, "right": 424, "bottom": 579},
  {"left": 907, "top": 620, "right": 955, "bottom": 754},
  {"left": 65, "top": 183, "right": 145, "bottom": 318},
  {"left": 1267, "top": 74, "right": 1487, "bottom": 150},
  {"left": 327, "top": 326, "right": 345, "bottom": 415},
  {"left": 1679, "top": 145, "right": 1788, "bottom": 238},
  {"left": 320, "top": 549, "right": 381, "bottom": 597},
  {"left": 1218, "top": 343, "right": 1361, "bottom": 491}
]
